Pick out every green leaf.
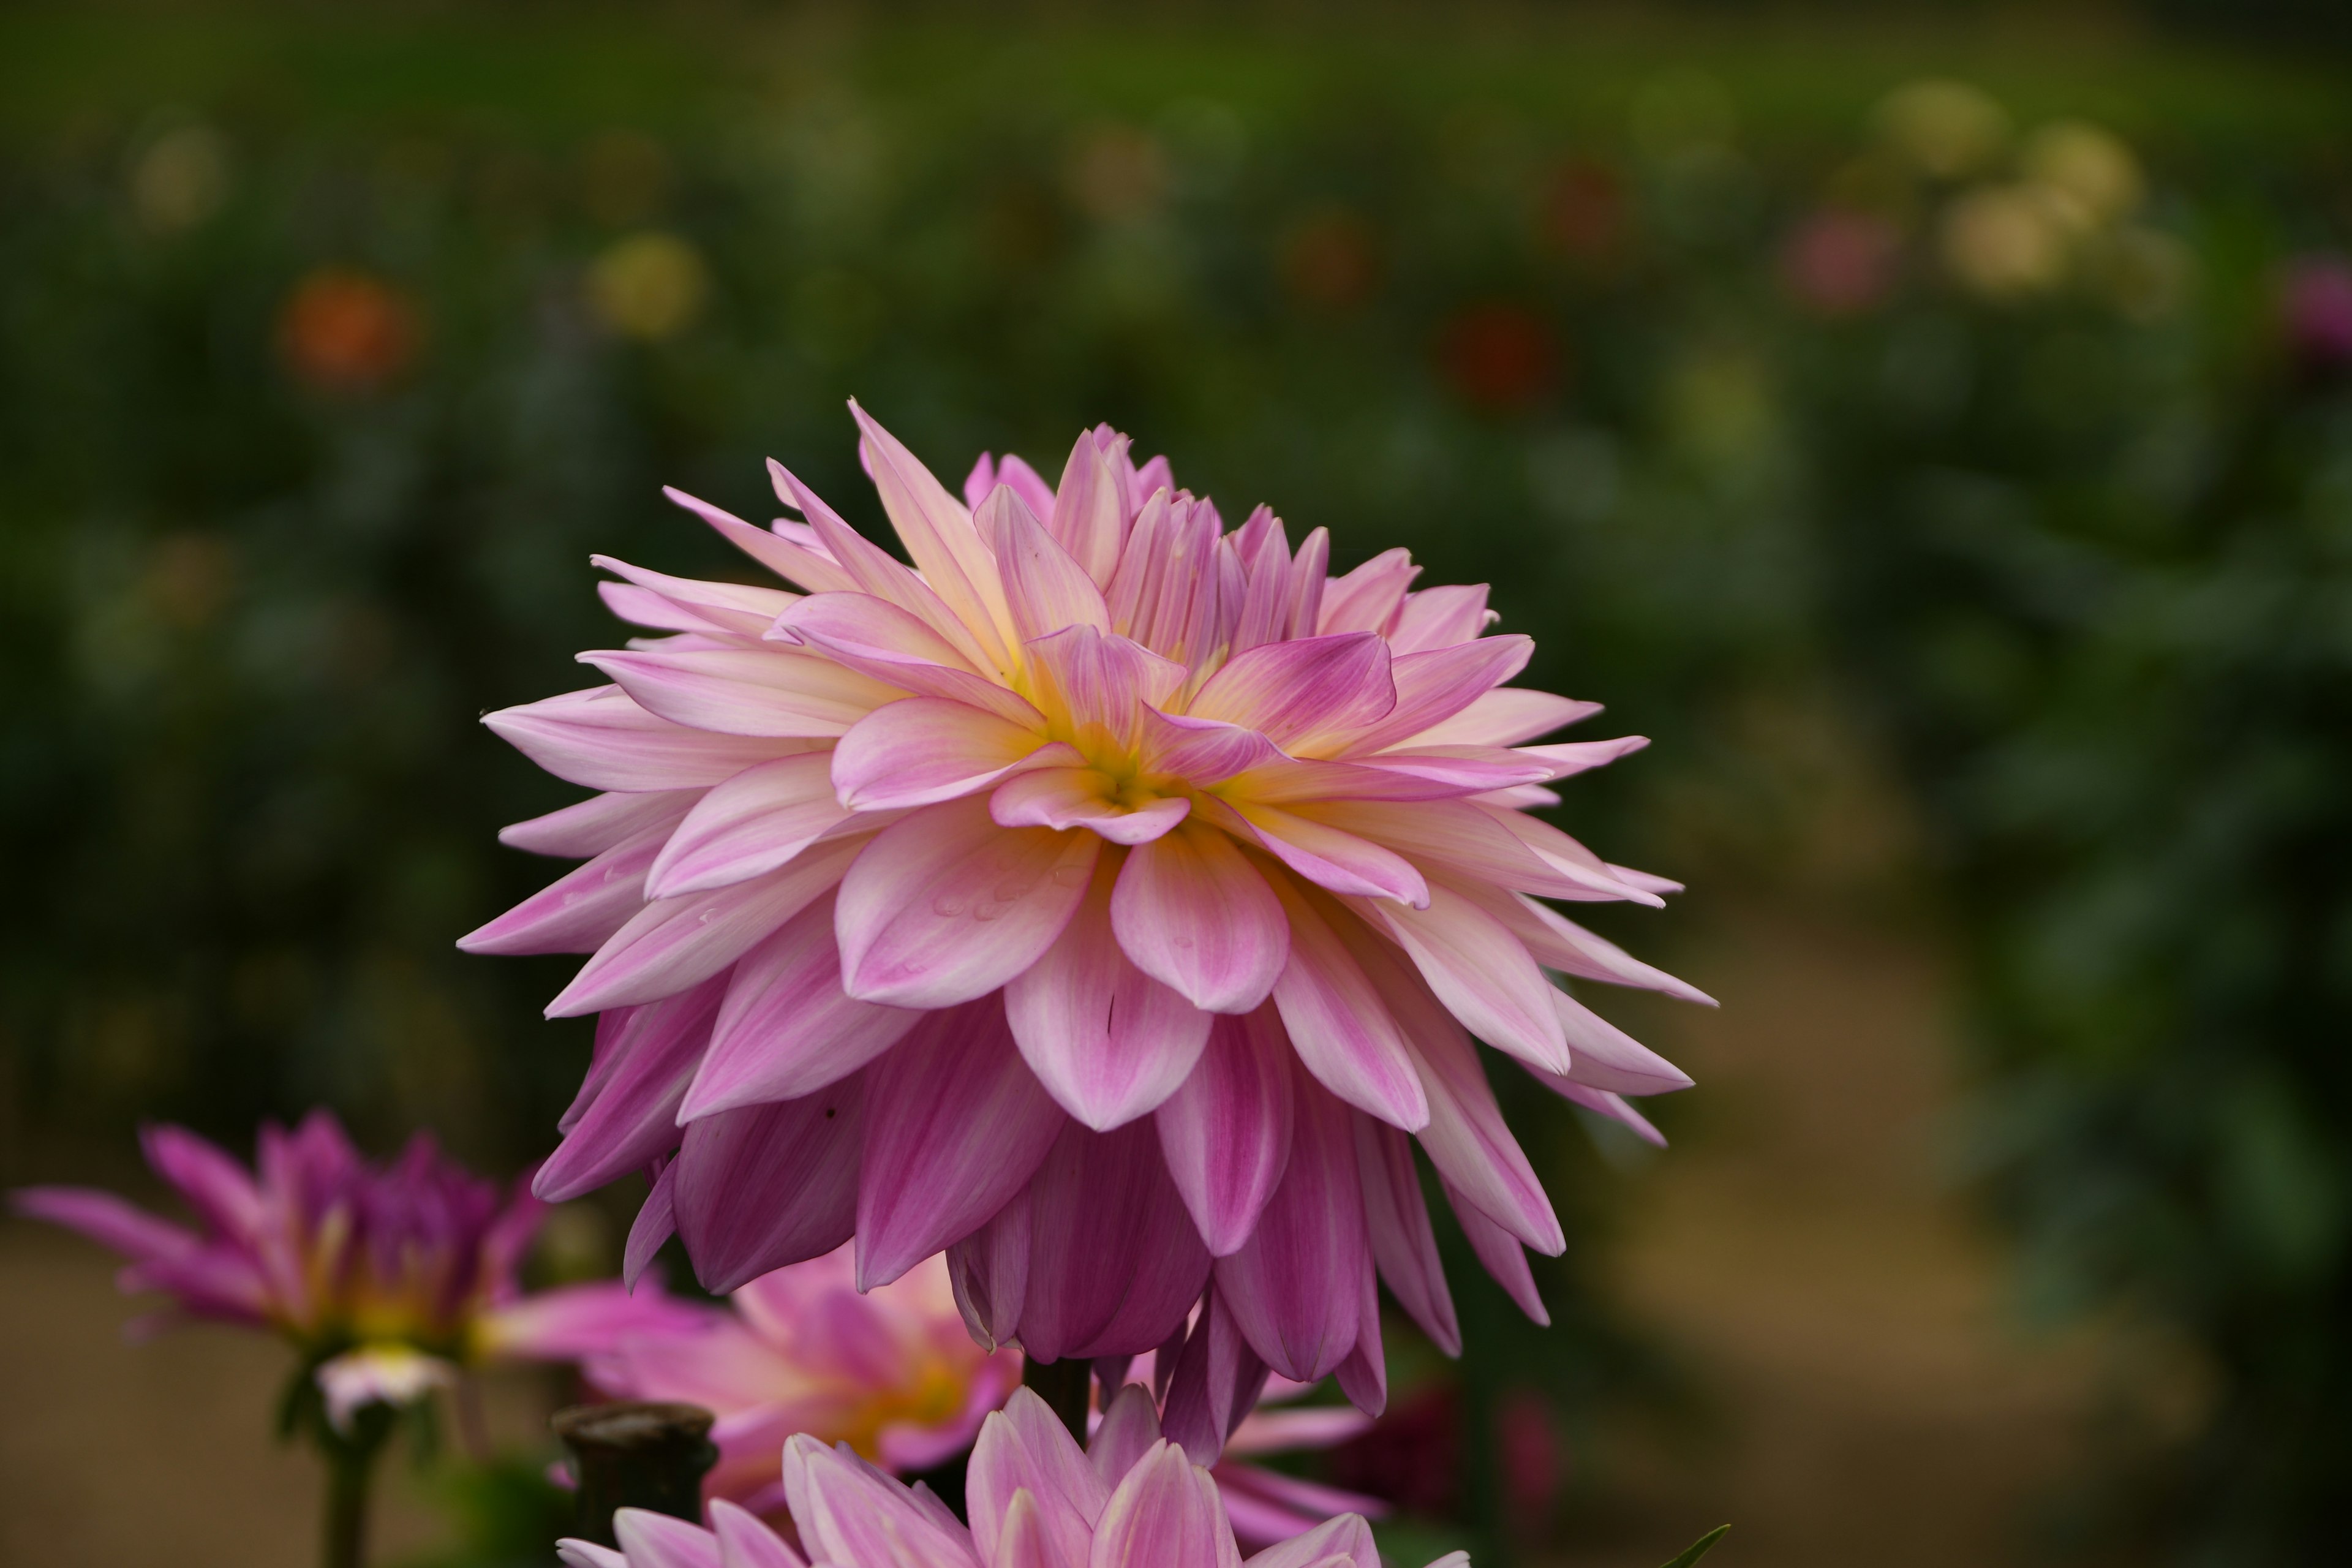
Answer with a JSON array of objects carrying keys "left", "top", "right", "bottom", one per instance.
[{"left": 1658, "top": 1525, "right": 1730, "bottom": 1568}]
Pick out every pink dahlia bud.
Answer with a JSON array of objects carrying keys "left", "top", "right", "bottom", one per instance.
[
  {"left": 558, "top": 1387, "right": 1467, "bottom": 1568},
  {"left": 11, "top": 1109, "right": 686, "bottom": 1365},
  {"left": 466, "top": 405, "right": 1707, "bottom": 1406}
]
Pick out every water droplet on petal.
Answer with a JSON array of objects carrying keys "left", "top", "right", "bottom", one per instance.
[
  {"left": 1049, "top": 864, "right": 1090, "bottom": 888},
  {"left": 932, "top": 896, "right": 968, "bottom": 918},
  {"left": 973, "top": 902, "right": 1006, "bottom": 922}
]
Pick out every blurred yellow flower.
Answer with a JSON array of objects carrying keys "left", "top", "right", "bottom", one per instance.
[
  {"left": 131, "top": 124, "right": 230, "bottom": 233},
  {"left": 1940, "top": 185, "right": 2073, "bottom": 299},
  {"left": 1875, "top": 81, "right": 2010, "bottom": 178},
  {"left": 2101, "top": 227, "right": 2194, "bottom": 321},
  {"left": 2023, "top": 121, "right": 2144, "bottom": 226},
  {"left": 587, "top": 231, "right": 709, "bottom": 341}
]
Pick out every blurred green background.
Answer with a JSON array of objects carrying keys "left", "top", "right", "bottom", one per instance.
[{"left": 3, "top": 4, "right": 2350, "bottom": 1566}]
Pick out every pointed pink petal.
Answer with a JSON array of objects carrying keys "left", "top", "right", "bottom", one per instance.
[
  {"left": 1213, "top": 1072, "right": 1367, "bottom": 1384},
  {"left": 997, "top": 1490, "right": 1074, "bottom": 1568},
  {"left": 665, "top": 485, "right": 861, "bottom": 595},
  {"left": 1185, "top": 634, "right": 1395, "bottom": 754},
  {"left": 582, "top": 648, "right": 900, "bottom": 739},
  {"left": 1111, "top": 821, "right": 1289, "bottom": 1014},
  {"left": 1027, "top": 625, "right": 1186, "bottom": 742},
  {"left": 832, "top": 698, "right": 1072, "bottom": 812},
  {"left": 1316, "top": 548, "right": 1420, "bottom": 636},
  {"left": 1482, "top": 809, "right": 1664, "bottom": 905},
  {"left": 681, "top": 892, "right": 919, "bottom": 1118},
  {"left": 1154, "top": 1008, "right": 1295, "bottom": 1257},
  {"left": 1222, "top": 755, "right": 1549, "bottom": 805},
  {"left": 547, "top": 836, "right": 862, "bottom": 1017},
  {"left": 1230, "top": 802, "right": 1428, "bottom": 908},
  {"left": 1388, "top": 583, "right": 1494, "bottom": 653},
  {"left": 644, "top": 752, "right": 849, "bottom": 899},
  {"left": 560, "top": 1543, "right": 630, "bottom": 1568},
  {"left": 499, "top": 790, "right": 697, "bottom": 858},
  {"left": 1264, "top": 877, "right": 1428, "bottom": 1131},
  {"left": 1161, "top": 1286, "right": 1270, "bottom": 1465},
  {"left": 709, "top": 1500, "right": 807, "bottom": 1568},
  {"left": 1006, "top": 1120, "right": 1212, "bottom": 1362},
  {"left": 1283, "top": 528, "right": 1329, "bottom": 641},
  {"left": 9, "top": 1186, "right": 197, "bottom": 1264},
  {"left": 1237, "top": 1510, "right": 1379, "bottom": 1568},
  {"left": 1542, "top": 992, "right": 1692, "bottom": 1093},
  {"left": 856, "top": 999, "right": 1066, "bottom": 1286},
  {"left": 1289, "top": 799, "right": 1591, "bottom": 902},
  {"left": 1050, "top": 429, "right": 1129, "bottom": 586},
  {"left": 486, "top": 686, "right": 802, "bottom": 791},
  {"left": 785, "top": 1435, "right": 977, "bottom": 1568},
  {"left": 1444, "top": 1180, "right": 1549, "bottom": 1325},
  {"left": 1352, "top": 1115, "right": 1460, "bottom": 1355},
  {"left": 622, "top": 1161, "right": 677, "bottom": 1288},
  {"left": 850, "top": 401, "right": 1016, "bottom": 671},
  {"left": 1516, "top": 735, "right": 1649, "bottom": 779},
  {"left": 970, "top": 1388, "right": 1109, "bottom": 1568},
  {"left": 947, "top": 1191, "right": 1031, "bottom": 1351},
  {"left": 612, "top": 1510, "right": 723, "bottom": 1568},
  {"left": 1090, "top": 1442, "right": 1235, "bottom": 1568},
  {"left": 1006, "top": 858, "right": 1212, "bottom": 1131},
  {"left": 1335, "top": 637, "right": 1533, "bottom": 755},
  {"left": 992, "top": 768, "right": 1193, "bottom": 846},
  {"left": 835, "top": 799, "right": 1099, "bottom": 1009},
  {"left": 1534, "top": 1075, "right": 1668, "bottom": 1145},
  {"left": 983, "top": 485, "right": 1112, "bottom": 643},
  {"left": 594, "top": 556, "right": 801, "bottom": 639},
  {"left": 1410, "top": 687, "right": 1600, "bottom": 747},
  {"left": 1334, "top": 1237, "right": 1385, "bottom": 1416},
  {"left": 1091, "top": 1384, "right": 1166, "bottom": 1488},
  {"left": 675, "top": 1076, "right": 866, "bottom": 1292},
  {"left": 1488, "top": 889, "right": 1715, "bottom": 1004},
  {"left": 1366, "top": 886, "right": 1569, "bottom": 1072},
  {"left": 774, "top": 592, "right": 1046, "bottom": 728},
  {"left": 532, "top": 975, "right": 725, "bottom": 1202},
  {"left": 791, "top": 499, "right": 1003, "bottom": 676},
  {"left": 1134, "top": 708, "right": 1286, "bottom": 788},
  {"left": 459, "top": 824, "right": 664, "bottom": 956}
]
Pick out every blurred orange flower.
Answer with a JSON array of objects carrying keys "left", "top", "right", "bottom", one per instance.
[
  {"left": 1279, "top": 206, "right": 1381, "bottom": 312},
  {"left": 1436, "top": 301, "right": 1559, "bottom": 413},
  {"left": 1542, "top": 159, "right": 1628, "bottom": 267},
  {"left": 276, "top": 268, "right": 421, "bottom": 394}
]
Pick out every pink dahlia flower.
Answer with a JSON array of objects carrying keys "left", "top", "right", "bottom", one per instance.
[
  {"left": 10, "top": 1110, "right": 692, "bottom": 1376},
  {"left": 558, "top": 1386, "right": 1463, "bottom": 1568},
  {"left": 573, "top": 1242, "right": 1381, "bottom": 1544},
  {"left": 467, "top": 405, "right": 1705, "bottom": 1406}
]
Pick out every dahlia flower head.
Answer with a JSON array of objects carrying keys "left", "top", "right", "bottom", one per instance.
[
  {"left": 558, "top": 1386, "right": 1461, "bottom": 1568},
  {"left": 578, "top": 1242, "right": 1380, "bottom": 1545},
  {"left": 467, "top": 404, "right": 1705, "bottom": 1407},
  {"left": 10, "top": 1110, "right": 687, "bottom": 1381}
]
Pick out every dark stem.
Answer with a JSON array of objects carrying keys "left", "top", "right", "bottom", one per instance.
[
  {"left": 552, "top": 1401, "right": 719, "bottom": 1547},
  {"left": 318, "top": 1412, "right": 394, "bottom": 1568},
  {"left": 1022, "top": 1355, "right": 1093, "bottom": 1444}
]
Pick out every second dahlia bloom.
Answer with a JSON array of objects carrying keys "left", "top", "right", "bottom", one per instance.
[
  {"left": 467, "top": 405, "right": 1705, "bottom": 1406},
  {"left": 559, "top": 1387, "right": 1462, "bottom": 1568}
]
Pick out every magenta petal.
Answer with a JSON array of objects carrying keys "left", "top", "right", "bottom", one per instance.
[
  {"left": 1213, "top": 1071, "right": 1368, "bottom": 1384},
  {"left": 484, "top": 687, "right": 799, "bottom": 793},
  {"left": 1543, "top": 992, "right": 1693, "bottom": 1093},
  {"left": 1153, "top": 1009, "right": 1294, "bottom": 1257},
  {"left": 1389, "top": 582, "right": 1494, "bottom": 653},
  {"left": 1090, "top": 1442, "right": 1235, "bottom": 1568},
  {"left": 646, "top": 752, "right": 849, "bottom": 899},
  {"left": 1411, "top": 687, "right": 1600, "bottom": 747},
  {"left": 622, "top": 1161, "right": 677, "bottom": 1289},
  {"left": 1049, "top": 428, "right": 1128, "bottom": 586},
  {"left": 1264, "top": 878, "right": 1428, "bottom": 1131},
  {"left": 1160, "top": 1287, "right": 1270, "bottom": 1466},
  {"left": 681, "top": 894, "right": 918, "bottom": 1119},
  {"left": 1352, "top": 1115, "right": 1460, "bottom": 1355},
  {"left": 1237, "top": 1512, "right": 1380, "bottom": 1568},
  {"left": 1110, "top": 823, "right": 1288, "bottom": 1014},
  {"left": 10, "top": 1186, "right": 197, "bottom": 1265},
  {"left": 674, "top": 1076, "right": 866, "bottom": 1292},
  {"left": 1338, "top": 635, "right": 1534, "bottom": 755},
  {"left": 1333, "top": 1242, "right": 1385, "bottom": 1416},
  {"left": 1444, "top": 1180, "right": 1550, "bottom": 1326},
  {"left": 1392, "top": 979, "right": 1562, "bottom": 1254},
  {"left": 548, "top": 837, "right": 862, "bottom": 1017},
  {"left": 1370, "top": 886, "right": 1569, "bottom": 1073},
  {"left": 1186, "top": 633, "right": 1395, "bottom": 753},
  {"left": 855, "top": 999, "right": 1066, "bottom": 1287},
  {"left": 459, "top": 826, "right": 665, "bottom": 955},
  {"left": 832, "top": 698, "right": 1074, "bottom": 812},
  {"left": 582, "top": 647, "right": 899, "bottom": 739},
  {"left": 612, "top": 1509, "right": 724, "bottom": 1568},
  {"left": 1091, "top": 1384, "right": 1166, "bottom": 1488},
  {"left": 1317, "top": 548, "right": 1420, "bottom": 635},
  {"left": 499, "top": 789, "right": 697, "bottom": 858},
  {"left": 1231, "top": 802, "right": 1428, "bottom": 908},
  {"left": 666, "top": 483, "right": 859, "bottom": 595},
  {"left": 946, "top": 1189, "right": 1031, "bottom": 1351},
  {"left": 982, "top": 484, "right": 1112, "bottom": 643},
  {"left": 835, "top": 798, "right": 1099, "bottom": 1009},
  {"left": 709, "top": 1500, "right": 807, "bottom": 1568},
  {"left": 997, "top": 1491, "right": 1074, "bottom": 1568},
  {"left": 784, "top": 1433, "right": 976, "bottom": 1568},
  {"left": 1008, "top": 1120, "right": 1212, "bottom": 1363},
  {"left": 990, "top": 769, "right": 1191, "bottom": 846},
  {"left": 1135, "top": 708, "right": 1286, "bottom": 786},
  {"left": 533, "top": 974, "right": 725, "bottom": 1203},
  {"left": 1006, "top": 859, "right": 1211, "bottom": 1132},
  {"left": 969, "top": 1388, "right": 1107, "bottom": 1568},
  {"left": 1540, "top": 1078, "right": 1668, "bottom": 1147},
  {"left": 849, "top": 400, "right": 1016, "bottom": 674}
]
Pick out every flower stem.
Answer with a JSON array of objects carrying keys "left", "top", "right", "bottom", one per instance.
[
  {"left": 1022, "top": 1355, "right": 1092, "bottom": 1444},
  {"left": 319, "top": 1413, "right": 393, "bottom": 1568}
]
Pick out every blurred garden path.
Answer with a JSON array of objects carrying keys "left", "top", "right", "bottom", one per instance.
[
  {"left": 0, "top": 898, "right": 2113, "bottom": 1568},
  {"left": 1578, "top": 897, "right": 2114, "bottom": 1568}
]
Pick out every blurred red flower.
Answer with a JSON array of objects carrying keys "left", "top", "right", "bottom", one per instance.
[
  {"left": 1780, "top": 208, "right": 1902, "bottom": 317},
  {"left": 1436, "top": 301, "right": 1560, "bottom": 412},
  {"left": 1542, "top": 159, "right": 1628, "bottom": 266},
  {"left": 277, "top": 267, "right": 420, "bottom": 394},
  {"left": 1280, "top": 206, "right": 1381, "bottom": 312}
]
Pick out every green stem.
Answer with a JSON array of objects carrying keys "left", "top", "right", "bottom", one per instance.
[
  {"left": 320, "top": 1420, "right": 390, "bottom": 1568},
  {"left": 1022, "top": 1355, "right": 1093, "bottom": 1444}
]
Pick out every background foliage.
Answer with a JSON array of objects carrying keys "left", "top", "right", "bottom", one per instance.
[{"left": 2, "top": 7, "right": 2348, "bottom": 1563}]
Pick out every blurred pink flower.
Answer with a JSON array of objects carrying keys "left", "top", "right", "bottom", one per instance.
[
  {"left": 466, "top": 405, "right": 1704, "bottom": 1410},
  {"left": 10, "top": 1110, "right": 688, "bottom": 1373},
  {"left": 558, "top": 1387, "right": 1466, "bottom": 1568},
  {"left": 574, "top": 1242, "right": 1381, "bottom": 1545},
  {"left": 1780, "top": 209, "right": 1902, "bottom": 317},
  {"left": 2282, "top": 255, "right": 2352, "bottom": 374}
]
